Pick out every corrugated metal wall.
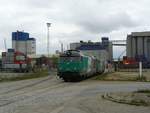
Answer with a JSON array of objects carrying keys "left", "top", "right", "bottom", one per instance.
[{"left": 127, "top": 32, "right": 150, "bottom": 60}]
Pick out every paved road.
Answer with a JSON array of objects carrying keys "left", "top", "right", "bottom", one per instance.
[{"left": 0, "top": 75, "right": 150, "bottom": 113}]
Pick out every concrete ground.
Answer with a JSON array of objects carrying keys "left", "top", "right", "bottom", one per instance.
[{"left": 0, "top": 75, "right": 150, "bottom": 113}]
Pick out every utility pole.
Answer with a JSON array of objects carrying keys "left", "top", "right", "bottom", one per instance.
[
  {"left": 4, "top": 38, "right": 7, "bottom": 51},
  {"left": 61, "top": 43, "right": 63, "bottom": 53},
  {"left": 46, "top": 23, "right": 51, "bottom": 58},
  {"left": 139, "top": 61, "right": 142, "bottom": 79},
  {"left": 59, "top": 40, "right": 64, "bottom": 53},
  {"left": 67, "top": 44, "right": 70, "bottom": 50}
]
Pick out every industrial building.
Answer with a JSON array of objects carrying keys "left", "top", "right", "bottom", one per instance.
[
  {"left": 127, "top": 31, "right": 150, "bottom": 61},
  {"left": 70, "top": 37, "right": 113, "bottom": 62},
  {"left": 12, "top": 31, "right": 36, "bottom": 57}
]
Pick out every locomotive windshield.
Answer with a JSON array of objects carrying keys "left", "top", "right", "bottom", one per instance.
[
  {"left": 61, "top": 50, "right": 80, "bottom": 57},
  {"left": 16, "top": 55, "right": 26, "bottom": 61}
]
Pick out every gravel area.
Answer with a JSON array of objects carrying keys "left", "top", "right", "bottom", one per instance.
[{"left": 0, "top": 75, "right": 150, "bottom": 113}]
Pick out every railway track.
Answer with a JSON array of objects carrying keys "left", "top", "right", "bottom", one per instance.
[
  {"left": 0, "top": 83, "right": 66, "bottom": 107},
  {"left": 0, "top": 77, "right": 51, "bottom": 95},
  {"left": 0, "top": 76, "right": 76, "bottom": 108}
]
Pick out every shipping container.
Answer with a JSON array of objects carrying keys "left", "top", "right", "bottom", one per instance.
[
  {"left": 3, "top": 64, "right": 27, "bottom": 69},
  {"left": 8, "top": 48, "right": 15, "bottom": 52}
]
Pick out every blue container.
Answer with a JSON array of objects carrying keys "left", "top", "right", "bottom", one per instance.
[{"left": 8, "top": 48, "right": 15, "bottom": 52}]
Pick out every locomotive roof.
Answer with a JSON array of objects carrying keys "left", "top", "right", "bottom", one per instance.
[{"left": 60, "top": 50, "right": 81, "bottom": 57}]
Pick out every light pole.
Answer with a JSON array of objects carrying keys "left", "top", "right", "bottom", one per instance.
[
  {"left": 59, "top": 40, "right": 64, "bottom": 53},
  {"left": 46, "top": 23, "right": 51, "bottom": 58}
]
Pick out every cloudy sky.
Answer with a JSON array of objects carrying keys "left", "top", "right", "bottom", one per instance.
[{"left": 0, "top": 0, "right": 150, "bottom": 58}]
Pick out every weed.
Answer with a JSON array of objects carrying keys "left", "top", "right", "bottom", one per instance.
[
  {"left": 130, "top": 99, "right": 148, "bottom": 106},
  {"left": 136, "top": 89, "right": 150, "bottom": 93}
]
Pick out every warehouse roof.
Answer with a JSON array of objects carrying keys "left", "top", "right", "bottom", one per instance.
[
  {"left": 77, "top": 44, "right": 105, "bottom": 50},
  {"left": 131, "top": 31, "right": 150, "bottom": 37}
]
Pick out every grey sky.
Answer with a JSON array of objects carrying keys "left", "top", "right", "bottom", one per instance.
[{"left": 0, "top": 0, "right": 150, "bottom": 58}]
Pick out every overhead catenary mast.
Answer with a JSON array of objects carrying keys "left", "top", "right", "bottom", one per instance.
[
  {"left": 61, "top": 43, "right": 64, "bottom": 53},
  {"left": 4, "top": 38, "right": 7, "bottom": 51}
]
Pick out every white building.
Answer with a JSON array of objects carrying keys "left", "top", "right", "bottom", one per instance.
[
  {"left": 12, "top": 31, "right": 36, "bottom": 57},
  {"left": 70, "top": 37, "right": 113, "bottom": 62}
]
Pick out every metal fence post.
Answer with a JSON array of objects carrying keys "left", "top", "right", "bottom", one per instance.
[{"left": 139, "top": 62, "right": 142, "bottom": 78}]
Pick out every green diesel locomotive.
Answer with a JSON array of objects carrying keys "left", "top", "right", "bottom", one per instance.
[{"left": 57, "top": 50, "right": 105, "bottom": 82}]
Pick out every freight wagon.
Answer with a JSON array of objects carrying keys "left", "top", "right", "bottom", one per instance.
[{"left": 57, "top": 50, "right": 105, "bottom": 82}]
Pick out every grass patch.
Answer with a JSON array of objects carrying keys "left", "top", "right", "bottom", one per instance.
[
  {"left": 94, "top": 72, "right": 137, "bottom": 81},
  {"left": 93, "top": 72, "right": 109, "bottom": 80},
  {"left": 0, "top": 70, "right": 49, "bottom": 82},
  {"left": 103, "top": 93, "right": 150, "bottom": 106},
  {"left": 130, "top": 99, "right": 149, "bottom": 106},
  {"left": 136, "top": 89, "right": 150, "bottom": 93},
  {"left": 93, "top": 72, "right": 149, "bottom": 82},
  {"left": 136, "top": 76, "right": 147, "bottom": 82}
]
